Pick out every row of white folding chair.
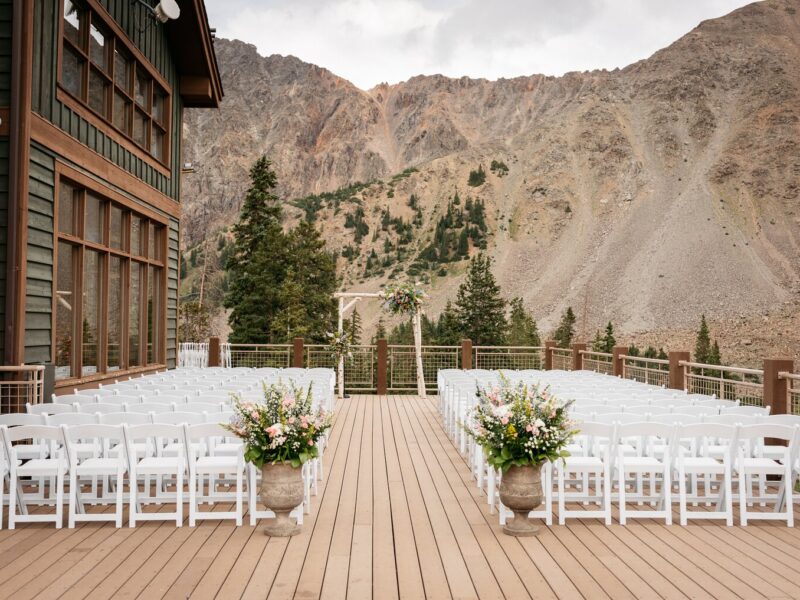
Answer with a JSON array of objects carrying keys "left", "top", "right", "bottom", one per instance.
[
  {"left": 571, "top": 404, "right": 768, "bottom": 417},
  {"left": 0, "top": 422, "right": 248, "bottom": 529},
  {"left": 487, "top": 422, "right": 799, "bottom": 527},
  {"left": 31, "top": 402, "right": 228, "bottom": 416}
]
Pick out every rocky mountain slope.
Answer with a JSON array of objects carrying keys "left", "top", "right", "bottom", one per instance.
[{"left": 181, "top": 0, "right": 800, "bottom": 364}]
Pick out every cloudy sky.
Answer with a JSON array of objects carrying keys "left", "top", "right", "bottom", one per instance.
[{"left": 204, "top": 0, "right": 753, "bottom": 90}]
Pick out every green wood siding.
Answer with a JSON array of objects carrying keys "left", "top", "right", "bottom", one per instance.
[
  {"left": 30, "top": 0, "right": 183, "bottom": 201},
  {"left": 0, "top": 0, "right": 12, "bottom": 358},
  {"left": 167, "top": 218, "right": 178, "bottom": 368}
]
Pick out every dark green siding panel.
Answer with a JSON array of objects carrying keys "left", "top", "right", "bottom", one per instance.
[
  {"left": 0, "top": 0, "right": 10, "bottom": 359},
  {"left": 0, "top": 0, "right": 11, "bottom": 106},
  {"left": 31, "top": 0, "right": 183, "bottom": 201},
  {"left": 25, "top": 144, "right": 55, "bottom": 364},
  {"left": 166, "top": 219, "right": 179, "bottom": 367}
]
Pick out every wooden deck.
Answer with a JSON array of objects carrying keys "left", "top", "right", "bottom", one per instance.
[{"left": 3, "top": 395, "right": 800, "bottom": 599}]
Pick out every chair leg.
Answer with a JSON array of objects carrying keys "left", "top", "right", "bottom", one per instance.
[
  {"left": 678, "top": 465, "right": 687, "bottom": 526},
  {"left": 115, "top": 470, "right": 124, "bottom": 528},
  {"left": 603, "top": 464, "right": 612, "bottom": 525},
  {"left": 739, "top": 471, "right": 748, "bottom": 526},
  {"left": 176, "top": 469, "right": 183, "bottom": 527},
  {"left": 664, "top": 466, "right": 672, "bottom": 525},
  {"left": 618, "top": 466, "right": 627, "bottom": 526},
  {"left": 8, "top": 471, "right": 16, "bottom": 529},
  {"left": 724, "top": 465, "right": 733, "bottom": 527},
  {"left": 235, "top": 467, "right": 243, "bottom": 527},
  {"left": 68, "top": 472, "right": 78, "bottom": 529},
  {"left": 55, "top": 468, "right": 65, "bottom": 529},
  {"left": 189, "top": 469, "right": 197, "bottom": 527},
  {"left": 248, "top": 465, "right": 257, "bottom": 527},
  {"left": 129, "top": 469, "right": 137, "bottom": 528},
  {"left": 785, "top": 465, "right": 794, "bottom": 527},
  {"left": 544, "top": 463, "right": 553, "bottom": 526},
  {"left": 557, "top": 466, "right": 566, "bottom": 525}
]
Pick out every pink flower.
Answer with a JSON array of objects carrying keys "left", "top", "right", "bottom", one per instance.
[
  {"left": 526, "top": 424, "right": 534, "bottom": 432},
  {"left": 308, "top": 440, "right": 315, "bottom": 446},
  {"left": 501, "top": 417, "right": 509, "bottom": 425},
  {"left": 288, "top": 417, "right": 296, "bottom": 425}
]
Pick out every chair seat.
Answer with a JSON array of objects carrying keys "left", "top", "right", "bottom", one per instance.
[
  {"left": 619, "top": 457, "right": 665, "bottom": 472},
  {"left": 213, "top": 441, "right": 243, "bottom": 456},
  {"left": 195, "top": 456, "right": 240, "bottom": 472},
  {"left": 562, "top": 456, "right": 604, "bottom": 470},
  {"left": 15, "top": 443, "right": 49, "bottom": 460},
  {"left": 135, "top": 457, "right": 182, "bottom": 474},
  {"left": 75, "top": 458, "right": 124, "bottom": 475},
  {"left": 681, "top": 457, "right": 724, "bottom": 472},
  {"left": 111, "top": 442, "right": 148, "bottom": 458},
  {"left": 73, "top": 442, "right": 100, "bottom": 459},
  {"left": 17, "top": 458, "right": 66, "bottom": 476},
  {"left": 163, "top": 442, "right": 203, "bottom": 457},
  {"left": 738, "top": 457, "right": 787, "bottom": 474}
]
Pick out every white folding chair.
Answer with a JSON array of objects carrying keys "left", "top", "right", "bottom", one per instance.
[
  {"left": 127, "top": 403, "right": 175, "bottom": 414},
  {"left": 617, "top": 422, "right": 675, "bottom": 525},
  {"left": 184, "top": 423, "right": 244, "bottom": 526},
  {"left": 736, "top": 424, "right": 799, "bottom": 526},
  {"left": 27, "top": 402, "right": 75, "bottom": 415},
  {"left": 721, "top": 405, "right": 770, "bottom": 416},
  {"left": 1, "top": 425, "right": 67, "bottom": 528},
  {"left": 557, "top": 422, "right": 615, "bottom": 525},
  {"left": 124, "top": 423, "right": 185, "bottom": 527},
  {"left": 676, "top": 423, "right": 737, "bottom": 525},
  {"left": 63, "top": 424, "right": 127, "bottom": 528}
]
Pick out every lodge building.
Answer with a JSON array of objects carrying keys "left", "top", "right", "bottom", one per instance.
[{"left": 3, "top": 0, "right": 222, "bottom": 394}]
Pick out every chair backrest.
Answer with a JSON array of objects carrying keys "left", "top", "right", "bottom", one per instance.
[
  {"left": 616, "top": 422, "right": 676, "bottom": 454},
  {"left": 591, "top": 412, "right": 629, "bottom": 424},
  {"left": 127, "top": 402, "right": 175, "bottom": 414},
  {"left": 180, "top": 402, "right": 222, "bottom": 414},
  {"left": 766, "top": 414, "right": 800, "bottom": 427},
  {"left": 737, "top": 423, "right": 798, "bottom": 444},
  {"left": 674, "top": 405, "right": 718, "bottom": 416},
  {"left": 111, "top": 394, "right": 143, "bottom": 405},
  {"left": 624, "top": 405, "right": 653, "bottom": 415},
  {"left": 1, "top": 424, "right": 65, "bottom": 445},
  {"left": 184, "top": 422, "right": 228, "bottom": 441},
  {"left": 85, "top": 403, "right": 126, "bottom": 415},
  {"left": 99, "top": 412, "right": 151, "bottom": 425},
  {"left": 152, "top": 412, "right": 206, "bottom": 425},
  {"left": 124, "top": 422, "right": 184, "bottom": 442},
  {"left": 27, "top": 402, "right": 75, "bottom": 415},
  {"left": 52, "top": 393, "right": 89, "bottom": 405},
  {"left": 703, "top": 413, "right": 761, "bottom": 426},
  {"left": 649, "top": 413, "right": 701, "bottom": 425},
  {"left": 720, "top": 405, "right": 770, "bottom": 416},
  {"left": 63, "top": 423, "right": 125, "bottom": 445},
  {"left": 45, "top": 413, "right": 98, "bottom": 426},
  {"left": 0, "top": 413, "right": 46, "bottom": 426}
]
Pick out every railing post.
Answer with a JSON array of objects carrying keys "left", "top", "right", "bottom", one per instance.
[
  {"left": 572, "top": 343, "right": 586, "bottom": 371},
  {"left": 544, "top": 340, "right": 556, "bottom": 370},
  {"left": 208, "top": 337, "right": 221, "bottom": 367},
  {"left": 461, "top": 340, "right": 473, "bottom": 370},
  {"left": 376, "top": 339, "right": 388, "bottom": 395},
  {"left": 612, "top": 346, "right": 626, "bottom": 377},
  {"left": 292, "top": 337, "right": 304, "bottom": 368},
  {"left": 668, "top": 351, "right": 689, "bottom": 390},
  {"left": 763, "top": 358, "right": 794, "bottom": 415}
]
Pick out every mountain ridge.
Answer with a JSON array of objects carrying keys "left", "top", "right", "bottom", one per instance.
[{"left": 181, "top": 0, "right": 800, "bottom": 365}]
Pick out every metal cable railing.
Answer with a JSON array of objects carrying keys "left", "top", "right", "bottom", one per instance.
[
  {"left": 0, "top": 366, "right": 46, "bottom": 414},
  {"left": 474, "top": 346, "right": 544, "bottom": 370},
  {"left": 621, "top": 355, "right": 670, "bottom": 387},
  {"left": 580, "top": 351, "right": 613, "bottom": 375},
  {"left": 550, "top": 348, "right": 573, "bottom": 371},
  {"left": 681, "top": 361, "right": 764, "bottom": 406}
]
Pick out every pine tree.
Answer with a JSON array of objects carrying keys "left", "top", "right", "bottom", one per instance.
[
  {"left": 224, "top": 156, "right": 286, "bottom": 343},
  {"left": 602, "top": 321, "right": 616, "bottom": 353},
  {"left": 694, "top": 314, "right": 711, "bottom": 363},
  {"left": 708, "top": 340, "right": 722, "bottom": 365},
  {"left": 507, "top": 297, "right": 541, "bottom": 346},
  {"left": 347, "top": 308, "right": 363, "bottom": 345},
  {"left": 436, "top": 301, "right": 464, "bottom": 345},
  {"left": 591, "top": 330, "right": 605, "bottom": 352},
  {"left": 272, "top": 269, "right": 309, "bottom": 340},
  {"left": 553, "top": 307, "right": 576, "bottom": 348},
  {"left": 284, "top": 219, "right": 337, "bottom": 343},
  {"left": 455, "top": 254, "right": 507, "bottom": 345},
  {"left": 372, "top": 316, "right": 388, "bottom": 344}
]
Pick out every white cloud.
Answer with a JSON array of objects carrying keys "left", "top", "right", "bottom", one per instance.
[{"left": 204, "top": 0, "right": 754, "bottom": 89}]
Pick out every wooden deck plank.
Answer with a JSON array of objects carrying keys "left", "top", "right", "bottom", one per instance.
[{"left": 2, "top": 395, "right": 800, "bottom": 600}]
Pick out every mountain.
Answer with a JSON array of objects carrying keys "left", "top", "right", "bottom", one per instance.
[{"left": 181, "top": 0, "right": 800, "bottom": 365}]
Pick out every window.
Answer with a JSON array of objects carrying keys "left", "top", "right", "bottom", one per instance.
[
  {"left": 55, "top": 177, "right": 167, "bottom": 381},
  {"left": 60, "top": 0, "right": 171, "bottom": 165}
]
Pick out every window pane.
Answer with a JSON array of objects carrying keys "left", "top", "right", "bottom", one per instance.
[
  {"left": 129, "top": 263, "right": 141, "bottom": 366},
  {"left": 153, "top": 89, "right": 166, "bottom": 124},
  {"left": 131, "top": 215, "right": 142, "bottom": 256},
  {"left": 55, "top": 242, "right": 76, "bottom": 380},
  {"left": 110, "top": 205, "right": 124, "bottom": 250},
  {"left": 82, "top": 250, "right": 101, "bottom": 377},
  {"left": 58, "top": 181, "right": 76, "bottom": 235},
  {"left": 108, "top": 256, "right": 123, "bottom": 372},
  {"left": 133, "top": 109, "right": 147, "bottom": 147},
  {"left": 85, "top": 192, "right": 103, "bottom": 244},
  {"left": 63, "top": 1, "right": 84, "bottom": 47},
  {"left": 114, "top": 48, "right": 131, "bottom": 92},
  {"left": 147, "top": 266, "right": 161, "bottom": 364},
  {"left": 89, "top": 23, "right": 108, "bottom": 71},
  {"left": 62, "top": 45, "right": 84, "bottom": 98},
  {"left": 151, "top": 127, "right": 164, "bottom": 162},
  {"left": 147, "top": 222, "right": 155, "bottom": 258},
  {"left": 153, "top": 225, "right": 164, "bottom": 261},
  {"left": 113, "top": 92, "right": 131, "bottom": 134},
  {"left": 135, "top": 69, "right": 150, "bottom": 109},
  {"left": 88, "top": 68, "right": 109, "bottom": 117}
]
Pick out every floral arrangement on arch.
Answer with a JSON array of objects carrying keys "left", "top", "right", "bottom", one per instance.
[
  {"left": 225, "top": 383, "right": 333, "bottom": 468},
  {"left": 466, "top": 379, "right": 578, "bottom": 472},
  {"left": 380, "top": 283, "right": 427, "bottom": 316},
  {"left": 326, "top": 330, "right": 353, "bottom": 362}
]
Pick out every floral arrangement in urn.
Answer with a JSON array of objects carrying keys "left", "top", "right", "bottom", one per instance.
[
  {"left": 380, "top": 283, "right": 427, "bottom": 316},
  {"left": 466, "top": 379, "right": 577, "bottom": 536},
  {"left": 467, "top": 380, "right": 577, "bottom": 471},
  {"left": 226, "top": 383, "right": 333, "bottom": 536},
  {"left": 226, "top": 383, "right": 332, "bottom": 468}
]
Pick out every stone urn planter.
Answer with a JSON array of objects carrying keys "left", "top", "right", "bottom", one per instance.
[
  {"left": 260, "top": 462, "right": 304, "bottom": 536},
  {"left": 499, "top": 464, "right": 543, "bottom": 537}
]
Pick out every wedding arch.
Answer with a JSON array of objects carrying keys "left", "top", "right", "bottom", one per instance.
[{"left": 334, "top": 284, "right": 427, "bottom": 398}]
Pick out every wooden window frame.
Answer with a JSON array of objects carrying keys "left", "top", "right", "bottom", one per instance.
[
  {"left": 57, "top": 0, "right": 172, "bottom": 176},
  {"left": 53, "top": 164, "right": 169, "bottom": 386}
]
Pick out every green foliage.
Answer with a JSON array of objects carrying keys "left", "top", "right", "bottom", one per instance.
[
  {"left": 455, "top": 254, "right": 507, "bottom": 345},
  {"left": 291, "top": 181, "right": 371, "bottom": 222},
  {"left": 553, "top": 307, "right": 576, "bottom": 348},
  {"left": 224, "top": 156, "right": 337, "bottom": 344},
  {"left": 372, "top": 316, "right": 387, "bottom": 344},
  {"left": 421, "top": 195, "right": 488, "bottom": 265},
  {"left": 507, "top": 298, "right": 541, "bottom": 346},
  {"left": 489, "top": 160, "right": 509, "bottom": 176},
  {"left": 592, "top": 322, "right": 616, "bottom": 353},
  {"left": 346, "top": 307, "right": 363, "bottom": 345},
  {"left": 467, "top": 165, "right": 487, "bottom": 187},
  {"left": 344, "top": 206, "right": 370, "bottom": 242},
  {"left": 179, "top": 300, "right": 212, "bottom": 342},
  {"left": 694, "top": 314, "right": 711, "bottom": 363}
]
